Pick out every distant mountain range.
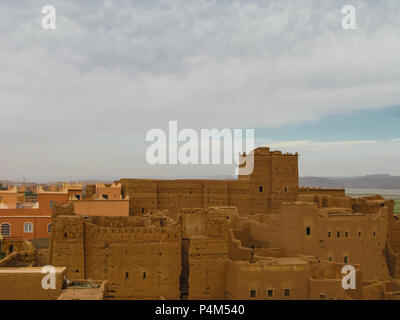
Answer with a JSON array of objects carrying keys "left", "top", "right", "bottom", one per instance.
[{"left": 300, "top": 174, "right": 400, "bottom": 189}]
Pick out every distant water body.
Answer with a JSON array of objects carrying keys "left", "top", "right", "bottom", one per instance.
[{"left": 346, "top": 188, "right": 400, "bottom": 199}]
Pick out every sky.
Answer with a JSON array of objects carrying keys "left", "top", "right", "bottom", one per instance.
[{"left": 0, "top": 0, "right": 399, "bottom": 182}]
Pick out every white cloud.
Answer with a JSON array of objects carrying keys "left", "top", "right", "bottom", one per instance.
[
  {"left": 260, "top": 139, "right": 377, "bottom": 150},
  {"left": 0, "top": 0, "right": 400, "bottom": 179},
  {"left": 255, "top": 138, "right": 400, "bottom": 177}
]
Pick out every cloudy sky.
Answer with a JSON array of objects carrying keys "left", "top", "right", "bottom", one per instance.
[{"left": 0, "top": 0, "right": 399, "bottom": 182}]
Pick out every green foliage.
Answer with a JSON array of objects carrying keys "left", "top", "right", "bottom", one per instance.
[
  {"left": 25, "top": 189, "right": 36, "bottom": 197},
  {"left": 394, "top": 200, "right": 400, "bottom": 214}
]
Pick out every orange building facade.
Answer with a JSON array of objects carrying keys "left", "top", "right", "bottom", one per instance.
[
  {"left": 0, "top": 182, "right": 130, "bottom": 240},
  {"left": 0, "top": 185, "right": 80, "bottom": 240}
]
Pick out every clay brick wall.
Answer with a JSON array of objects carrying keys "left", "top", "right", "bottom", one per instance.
[
  {"left": 224, "top": 258, "right": 361, "bottom": 300},
  {"left": 120, "top": 179, "right": 158, "bottom": 215},
  {"left": 84, "top": 222, "right": 181, "bottom": 299},
  {"left": 95, "top": 183, "right": 122, "bottom": 200},
  {"left": 180, "top": 208, "right": 230, "bottom": 299},
  {"left": 298, "top": 187, "right": 346, "bottom": 197},
  {"left": 50, "top": 213, "right": 182, "bottom": 299},
  {"left": 118, "top": 147, "right": 300, "bottom": 216},
  {"left": 0, "top": 249, "right": 36, "bottom": 267},
  {"left": 50, "top": 215, "right": 85, "bottom": 280},
  {"left": 187, "top": 238, "right": 227, "bottom": 299},
  {"left": 0, "top": 189, "right": 18, "bottom": 208},
  {"left": 73, "top": 199, "right": 129, "bottom": 217},
  {"left": 280, "top": 201, "right": 390, "bottom": 281},
  {"left": 0, "top": 267, "right": 66, "bottom": 300},
  {"left": 224, "top": 258, "right": 311, "bottom": 300},
  {"left": 84, "top": 184, "right": 96, "bottom": 199}
]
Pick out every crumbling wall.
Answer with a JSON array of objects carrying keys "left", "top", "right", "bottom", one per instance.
[
  {"left": 187, "top": 238, "right": 227, "bottom": 299},
  {"left": 0, "top": 249, "right": 37, "bottom": 267},
  {"left": 224, "top": 258, "right": 311, "bottom": 300},
  {"left": 280, "top": 201, "right": 390, "bottom": 281},
  {"left": 84, "top": 184, "right": 96, "bottom": 199},
  {"left": 228, "top": 230, "right": 252, "bottom": 262},
  {"left": 50, "top": 215, "right": 85, "bottom": 279},
  {"left": 57, "top": 280, "right": 109, "bottom": 300},
  {"left": 84, "top": 222, "right": 182, "bottom": 299},
  {"left": 182, "top": 208, "right": 230, "bottom": 300},
  {"left": 49, "top": 212, "right": 182, "bottom": 299}
]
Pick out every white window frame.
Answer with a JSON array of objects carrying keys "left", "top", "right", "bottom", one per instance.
[{"left": 24, "top": 222, "right": 34, "bottom": 233}]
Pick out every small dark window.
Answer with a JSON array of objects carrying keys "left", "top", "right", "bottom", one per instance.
[
  {"left": 102, "top": 194, "right": 108, "bottom": 200},
  {"left": 250, "top": 290, "right": 256, "bottom": 298},
  {"left": 125, "top": 272, "right": 129, "bottom": 280},
  {"left": 358, "top": 232, "right": 362, "bottom": 238},
  {"left": 8, "top": 245, "right": 14, "bottom": 253},
  {"left": 344, "top": 256, "right": 349, "bottom": 264},
  {"left": 284, "top": 186, "right": 287, "bottom": 192},
  {"left": 284, "top": 289, "right": 290, "bottom": 297},
  {"left": 328, "top": 256, "right": 333, "bottom": 262},
  {"left": 141, "top": 208, "right": 145, "bottom": 213},
  {"left": 259, "top": 186, "right": 263, "bottom": 193},
  {"left": 267, "top": 289, "right": 274, "bottom": 298},
  {"left": 143, "top": 272, "right": 146, "bottom": 279},
  {"left": 345, "top": 232, "right": 349, "bottom": 238},
  {"left": 0, "top": 223, "right": 11, "bottom": 236},
  {"left": 337, "top": 231, "right": 340, "bottom": 238},
  {"left": 328, "top": 231, "right": 332, "bottom": 238},
  {"left": 373, "top": 231, "right": 376, "bottom": 237},
  {"left": 75, "top": 195, "right": 81, "bottom": 200},
  {"left": 306, "top": 226, "right": 311, "bottom": 236}
]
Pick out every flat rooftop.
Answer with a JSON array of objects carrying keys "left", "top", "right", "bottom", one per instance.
[{"left": 0, "top": 267, "right": 66, "bottom": 274}]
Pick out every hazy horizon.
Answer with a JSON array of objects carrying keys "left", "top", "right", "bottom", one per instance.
[{"left": 3, "top": 172, "right": 400, "bottom": 185}]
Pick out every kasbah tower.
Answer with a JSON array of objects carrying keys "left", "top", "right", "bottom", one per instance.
[
  {"left": 119, "top": 147, "right": 301, "bottom": 217},
  {"left": 2, "top": 146, "right": 400, "bottom": 300}
]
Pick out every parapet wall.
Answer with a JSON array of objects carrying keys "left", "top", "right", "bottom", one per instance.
[
  {"left": 0, "top": 267, "right": 66, "bottom": 300},
  {"left": 50, "top": 213, "right": 182, "bottom": 299},
  {"left": 299, "top": 187, "right": 346, "bottom": 197}
]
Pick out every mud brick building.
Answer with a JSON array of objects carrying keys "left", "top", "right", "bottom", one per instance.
[
  {"left": 118, "top": 147, "right": 300, "bottom": 216},
  {"left": 3, "top": 146, "right": 400, "bottom": 300}
]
